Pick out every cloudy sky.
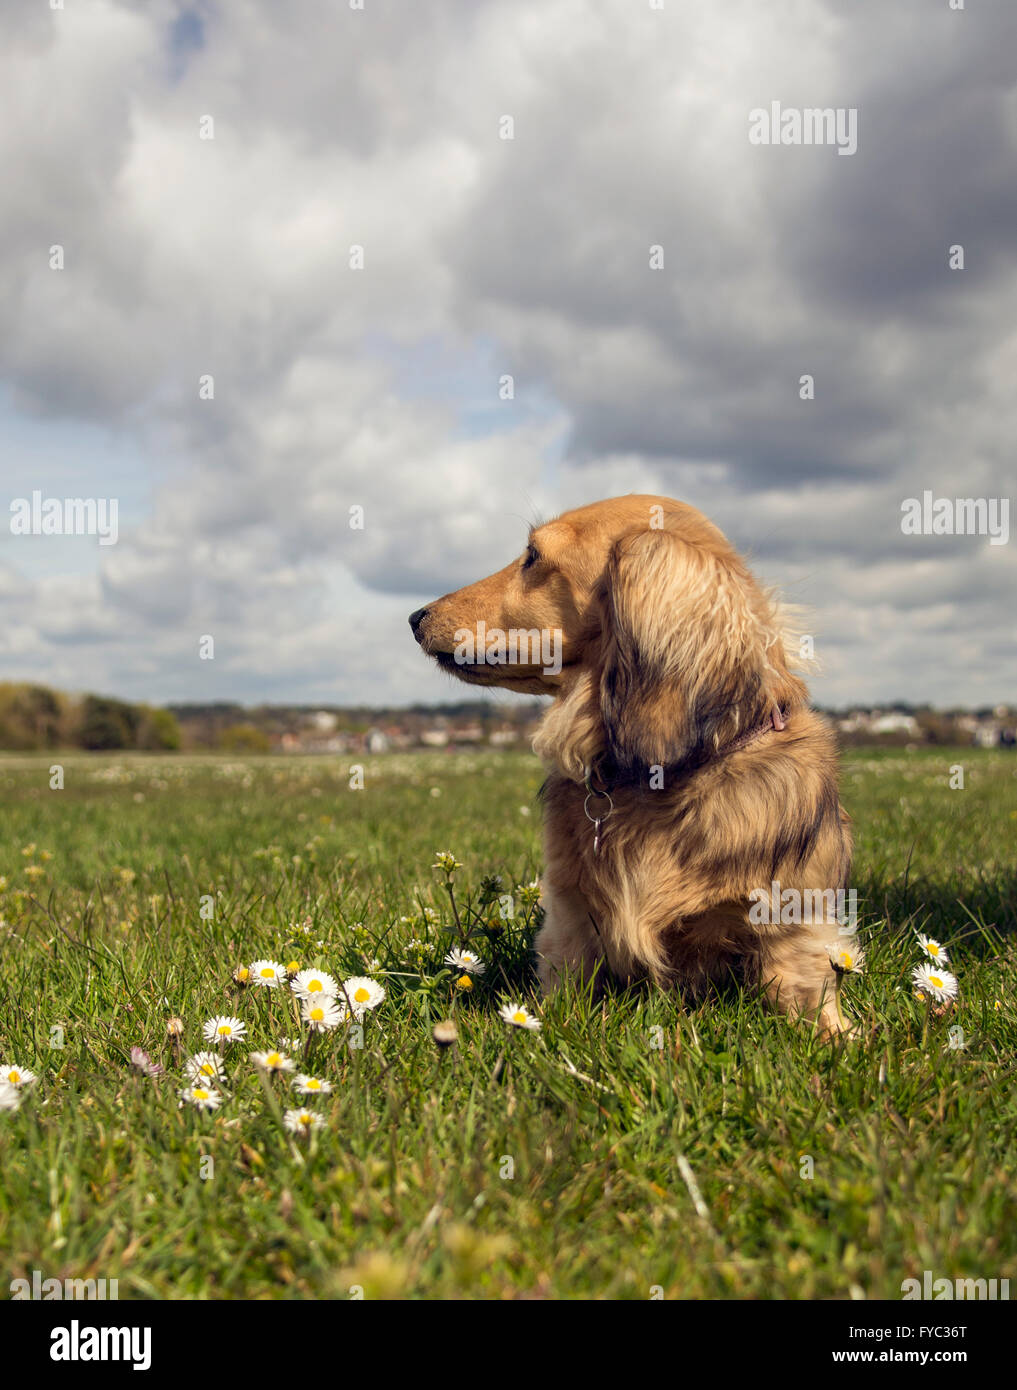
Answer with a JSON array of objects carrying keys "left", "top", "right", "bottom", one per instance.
[{"left": 1, "top": 0, "right": 1014, "bottom": 710}]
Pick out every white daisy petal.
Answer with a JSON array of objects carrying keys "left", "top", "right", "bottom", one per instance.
[
  {"left": 185, "top": 1051, "right": 225, "bottom": 1082},
  {"left": 284, "top": 1107, "right": 326, "bottom": 1136},
  {"left": 0, "top": 1063, "right": 38, "bottom": 1089},
  {"left": 498, "top": 1001, "right": 541, "bottom": 1031},
  {"left": 444, "top": 948, "right": 487, "bottom": 976},
  {"left": 250, "top": 1050, "right": 296, "bottom": 1074},
  {"left": 249, "top": 959, "right": 287, "bottom": 989},
  {"left": 911, "top": 964, "right": 959, "bottom": 1002},
  {"left": 826, "top": 942, "right": 865, "bottom": 975},
  {"left": 179, "top": 1085, "right": 222, "bottom": 1112},
  {"left": 916, "top": 934, "right": 949, "bottom": 964},
  {"left": 0, "top": 1081, "right": 22, "bottom": 1113},
  {"left": 290, "top": 968, "right": 340, "bottom": 1000},
  {"left": 301, "top": 996, "right": 346, "bottom": 1031},
  {"left": 341, "top": 977, "right": 385, "bottom": 1018},
  {"left": 293, "top": 1074, "right": 333, "bottom": 1095},
  {"left": 201, "top": 1016, "right": 247, "bottom": 1045}
]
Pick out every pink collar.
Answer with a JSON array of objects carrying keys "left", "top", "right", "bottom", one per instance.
[{"left": 720, "top": 704, "right": 788, "bottom": 755}]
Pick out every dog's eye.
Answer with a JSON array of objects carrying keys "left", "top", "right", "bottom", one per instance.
[{"left": 521, "top": 545, "right": 540, "bottom": 572}]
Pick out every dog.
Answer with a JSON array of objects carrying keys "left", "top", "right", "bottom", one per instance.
[{"left": 409, "top": 494, "right": 853, "bottom": 1037}]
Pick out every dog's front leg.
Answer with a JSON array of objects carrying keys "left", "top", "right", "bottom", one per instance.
[
  {"left": 757, "top": 920, "right": 855, "bottom": 1040},
  {"left": 534, "top": 880, "right": 608, "bottom": 996}
]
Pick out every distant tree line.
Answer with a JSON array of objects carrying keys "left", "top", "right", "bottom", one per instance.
[
  {"left": 1, "top": 684, "right": 1011, "bottom": 752},
  {"left": 0, "top": 684, "right": 180, "bottom": 751}
]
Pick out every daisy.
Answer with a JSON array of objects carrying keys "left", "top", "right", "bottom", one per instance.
[
  {"left": 293, "top": 1074, "right": 332, "bottom": 1096},
  {"left": 342, "top": 977, "right": 385, "bottom": 1017},
  {"left": 179, "top": 1084, "right": 222, "bottom": 1112},
  {"left": 1, "top": 1063, "right": 37, "bottom": 1089},
  {"left": 916, "top": 934, "right": 949, "bottom": 965},
  {"left": 499, "top": 1002, "right": 541, "bottom": 1031},
  {"left": 0, "top": 1081, "right": 21, "bottom": 1112},
  {"left": 232, "top": 965, "right": 251, "bottom": 986},
  {"left": 284, "top": 1107, "right": 326, "bottom": 1136},
  {"left": 202, "top": 1015, "right": 247, "bottom": 1045},
  {"left": 129, "top": 1046, "right": 163, "bottom": 1077},
  {"left": 445, "top": 948, "right": 486, "bottom": 976},
  {"left": 251, "top": 1050, "right": 296, "bottom": 1075},
  {"left": 290, "top": 967, "right": 340, "bottom": 1000},
  {"left": 249, "top": 959, "right": 287, "bottom": 989},
  {"left": 826, "top": 942, "right": 865, "bottom": 975},
  {"left": 912, "top": 964, "right": 959, "bottom": 1003},
  {"left": 185, "top": 1051, "right": 225, "bottom": 1082},
  {"left": 301, "top": 996, "right": 346, "bottom": 1031}
]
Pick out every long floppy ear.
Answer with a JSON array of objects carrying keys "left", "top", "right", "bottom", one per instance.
[{"left": 598, "top": 526, "right": 805, "bottom": 771}]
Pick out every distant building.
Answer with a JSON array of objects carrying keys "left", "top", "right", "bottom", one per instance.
[{"left": 868, "top": 713, "right": 920, "bottom": 735}]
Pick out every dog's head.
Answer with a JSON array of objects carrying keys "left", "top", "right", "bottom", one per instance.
[{"left": 410, "top": 495, "right": 807, "bottom": 779}]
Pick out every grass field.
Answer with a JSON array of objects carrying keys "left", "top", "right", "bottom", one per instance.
[{"left": 2, "top": 746, "right": 1016, "bottom": 1300}]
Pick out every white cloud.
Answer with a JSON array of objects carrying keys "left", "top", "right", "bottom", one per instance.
[{"left": 0, "top": 0, "right": 1014, "bottom": 707}]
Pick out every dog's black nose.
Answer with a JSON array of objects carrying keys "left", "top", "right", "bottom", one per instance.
[{"left": 408, "top": 606, "right": 429, "bottom": 637}]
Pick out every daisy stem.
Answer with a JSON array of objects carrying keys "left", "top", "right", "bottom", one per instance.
[
  {"left": 833, "top": 975, "right": 848, "bottom": 1030},
  {"left": 254, "top": 1065, "right": 304, "bottom": 1167},
  {"left": 445, "top": 880, "right": 464, "bottom": 944}
]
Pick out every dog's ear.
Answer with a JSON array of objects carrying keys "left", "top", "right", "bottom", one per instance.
[{"left": 598, "top": 526, "right": 803, "bottom": 771}]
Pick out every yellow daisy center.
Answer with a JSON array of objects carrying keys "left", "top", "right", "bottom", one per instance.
[
  {"left": 266, "top": 1054, "right": 281, "bottom": 1067},
  {"left": 193, "top": 1089, "right": 209, "bottom": 1100},
  {"left": 217, "top": 1024, "right": 231, "bottom": 1035},
  {"left": 457, "top": 975, "right": 473, "bottom": 990},
  {"left": 308, "top": 980, "right": 323, "bottom": 992},
  {"left": 7, "top": 1070, "right": 20, "bottom": 1084},
  {"left": 260, "top": 968, "right": 276, "bottom": 979},
  {"left": 928, "top": 944, "right": 940, "bottom": 957},
  {"left": 306, "top": 1079, "right": 320, "bottom": 1090},
  {"left": 512, "top": 1011, "right": 527, "bottom": 1024},
  {"left": 237, "top": 968, "right": 250, "bottom": 981},
  {"left": 310, "top": 1007, "right": 324, "bottom": 1022},
  {"left": 199, "top": 1062, "right": 214, "bottom": 1076},
  {"left": 300, "top": 1113, "right": 312, "bottom": 1127},
  {"left": 930, "top": 975, "right": 943, "bottom": 989},
  {"left": 354, "top": 987, "right": 370, "bottom": 1003}
]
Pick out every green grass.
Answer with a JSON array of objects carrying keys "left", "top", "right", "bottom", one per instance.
[{"left": 1, "top": 746, "right": 1016, "bottom": 1299}]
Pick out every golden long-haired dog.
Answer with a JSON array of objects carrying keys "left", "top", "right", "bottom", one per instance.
[{"left": 409, "top": 495, "right": 853, "bottom": 1037}]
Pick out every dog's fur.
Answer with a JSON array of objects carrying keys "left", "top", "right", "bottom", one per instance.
[{"left": 410, "top": 494, "right": 853, "bottom": 1036}]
